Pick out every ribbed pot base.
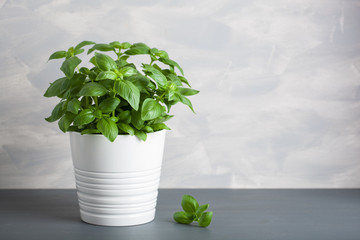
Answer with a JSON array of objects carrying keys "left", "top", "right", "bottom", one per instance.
[
  {"left": 80, "top": 209, "right": 156, "bottom": 226},
  {"left": 74, "top": 167, "right": 161, "bottom": 226}
]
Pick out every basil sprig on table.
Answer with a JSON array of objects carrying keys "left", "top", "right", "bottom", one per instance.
[
  {"left": 44, "top": 41, "right": 199, "bottom": 142},
  {"left": 173, "top": 195, "right": 213, "bottom": 227}
]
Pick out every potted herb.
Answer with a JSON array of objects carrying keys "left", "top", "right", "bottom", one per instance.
[{"left": 44, "top": 41, "right": 199, "bottom": 226}]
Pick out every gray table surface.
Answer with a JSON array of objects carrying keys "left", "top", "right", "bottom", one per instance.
[{"left": 0, "top": 189, "right": 359, "bottom": 240}]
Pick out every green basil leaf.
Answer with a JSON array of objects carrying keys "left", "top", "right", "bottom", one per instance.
[
  {"left": 198, "top": 212, "right": 213, "bottom": 227},
  {"left": 142, "top": 64, "right": 167, "bottom": 89},
  {"left": 196, "top": 204, "right": 209, "bottom": 216},
  {"left": 58, "top": 112, "right": 76, "bottom": 132},
  {"left": 79, "top": 82, "right": 108, "bottom": 96},
  {"left": 178, "top": 87, "right": 200, "bottom": 96},
  {"left": 75, "top": 40, "right": 96, "bottom": 50},
  {"left": 44, "top": 77, "right": 67, "bottom": 97},
  {"left": 60, "top": 56, "right": 81, "bottom": 79},
  {"left": 73, "top": 109, "right": 95, "bottom": 126},
  {"left": 157, "top": 50, "right": 169, "bottom": 59},
  {"left": 117, "top": 122, "right": 134, "bottom": 136},
  {"left": 48, "top": 50, "right": 67, "bottom": 60},
  {"left": 131, "top": 109, "right": 144, "bottom": 130},
  {"left": 124, "top": 42, "right": 150, "bottom": 55},
  {"left": 120, "top": 42, "right": 131, "bottom": 49},
  {"left": 143, "top": 126, "right": 153, "bottom": 133},
  {"left": 126, "top": 74, "right": 150, "bottom": 90},
  {"left": 70, "top": 73, "right": 86, "bottom": 86},
  {"left": 181, "top": 195, "right": 199, "bottom": 214},
  {"left": 96, "top": 71, "right": 118, "bottom": 81},
  {"left": 176, "top": 93, "right": 195, "bottom": 113},
  {"left": 79, "top": 67, "right": 90, "bottom": 75},
  {"left": 159, "top": 57, "right": 184, "bottom": 75},
  {"left": 178, "top": 76, "right": 191, "bottom": 87},
  {"left": 152, "top": 114, "right": 174, "bottom": 124},
  {"left": 45, "top": 101, "right": 65, "bottom": 122},
  {"left": 60, "top": 78, "right": 71, "bottom": 93},
  {"left": 165, "top": 72, "right": 182, "bottom": 86},
  {"left": 109, "top": 41, "right": 121, "bottom": 48},
  {"left": 151, "top": 123, "right": 171, "bottom": 131},
  {"left": 110, "top": 116, "right": 119, "bottom": 123},
  {"left": 74, "top": 48, "right": 84, "bottom": 55},
  {"left": 67, "top": 98, "right": 81, "bottom": 114},
  {"left": 115, "top": 80, "right": 140, "bottom": 111},
  {"left": 81, "top": 129, "right": 100, "bottom": 135},
  {"left": 94, "top": 52, "right": 117, "bottom": 71},
  {"left": 173, "top": 211, "right": 195, "bottom": 224},
  {"left": 97, "top": 117, "right": 118, "bottom": 142},
  {"left": 141, "top": 99, "right": 164, "bottom": 121},
  {"left": 88, "top": 43, "right": 115, "bottom": 54},
  {"left": 118, "top": 110, "right": 131, "bottom": 124},
  {"left": 93, "top": 109, "right": 102, "bottom": 119},
  {"left": 99, "top": 97, "right": 120, "bottom": 113},
  {"left": 134, "top": 129, "right": 147, "bottom": 141},
  {"left": 119, "top": 67, "right": 137, "bottom": 77}
]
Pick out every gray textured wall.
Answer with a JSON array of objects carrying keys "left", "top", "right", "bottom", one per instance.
[{"left": 1, "top": 0, "right": 359, "bottom": 188}]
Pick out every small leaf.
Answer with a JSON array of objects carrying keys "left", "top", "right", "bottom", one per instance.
[
  {"left": 120, "top": 42, "right": 131, "bottom": 49},
  {"left": 152, "top": 114, "right": 174, "bottom": 124},
  {"left": 143, "top": 126, "right": 154, "bottom": 133},
  {"left": 115, "top": 80, "right": 140, "bottom": 111},
  {"left": 74, "top": 48, "right": 84, "bottom": 55},
  {"left": 109, "top": 41, "right": 122, "bottom": 48},
  {"left": 142, "top": 64, "right": 167, "bottom": 89},
  {"left": 141, "top": 99, "right": 164, "bottom": 121},
  {"left": 131, "top": 109, "right": 144, "bottom": 130},
  {"left": 73, "top": 109, "right": 95, "bottom": 126},
  {"left": 96, "top": 71, "right": 118, "bottom": 81},
  {"left": 117, "top": 122, "right": 135, "bottom": 136},
  {"left": 75, "top": 40, "right": 96, "bottom": 50},
  {"left": 119, "top": 67, "right": 137, "bottom": 77},
  {"left": 126, "top": 74, "right": 150, "bottom": 90},
  {"left": 151, "top": 123, "right": 171, "bottom": 131},
  {"left": 67, "top": 98, "right": 81, "bottom": 114},
  {"left": 124, "top": 42, "right": 150, "bottom": 55},
  {"left": 44, "top": 77, "right": 67, "bottom": 98},
  {"left": 178, "top": 88, "right": 199, "bottom": 96},
  {"left": 173, "top": 211, "right": 195, "bottom": 224},
  {"left": 178, "top": 76, "right": 191, "bottom": 87},
  {"left": 196, "top": 204, "right": 209, "bottom": 216},
  {"left": 79, "top": 82, "right": 108, "bottom": 96},
  {"left": 95, "top": 52, "right": 117, "bottom": 71},
  {"left": 165, "top": 72, "right": 182, "bottom": 86},
  {"left": 60, "top": 56, "right": 82, "bottom": 79},
  {"left": 159, "top": 58, "right": 184, "bottom": 75},
  {"left": 45, "top": 101, "right": 65, "bottom": 122},
  {"left": 99, "top": 97, "right": 120, "bottom": 113},
  {"left": 93, "top": 109, "right": 102, "bottom": 119},
  {"left": 198, "top": 212, "right": 213, "bottom": 227},
  {"left": 58, "top": 112, "right": 75, "bottom": 132},
  {"left": 177, "top": 93, "right": 195, "bottom": 113},
  {"left": 79, "top": 67, "right": 90, "bottom": 75},
  {"left": 97, "top": 117, "right": 118, "bottom": 142},
  {"left": 134, "top": 129, "right": 147, "bottom": 141},
  {"left": 118, "top": 110, "right": 131, "bottom": 124},
  {"left": 81, "top": 129, "right": 100, "bottom": 135},
  {"left": 181, "top": 195, "right": 199, "bottom": 214},
  {"left": 88, "top": 43, "right": 115, "bottom": 54},
  {"left": 49, "top": 51, "right": 67, "bottom": 60}
]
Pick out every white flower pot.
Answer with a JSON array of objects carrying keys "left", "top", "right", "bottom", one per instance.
[{"left": 69, "top": 130, "right": 166, "bottom": 226}]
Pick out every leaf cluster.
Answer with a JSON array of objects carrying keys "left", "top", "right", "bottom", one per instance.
[
  {"left": 44, "top": 41, "right": 199, "bottom": 142},
  {"left": 173, "top": 195, "right": 213, "bottom": 227}
]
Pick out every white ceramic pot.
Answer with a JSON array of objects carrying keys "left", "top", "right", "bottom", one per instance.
[{"left": 69, "top": 130, "right": 166, "bottom": 226}]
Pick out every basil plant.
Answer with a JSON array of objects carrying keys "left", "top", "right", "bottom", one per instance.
[{"left": 44, "top": 41, "right": 199, "bottom": 142}]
